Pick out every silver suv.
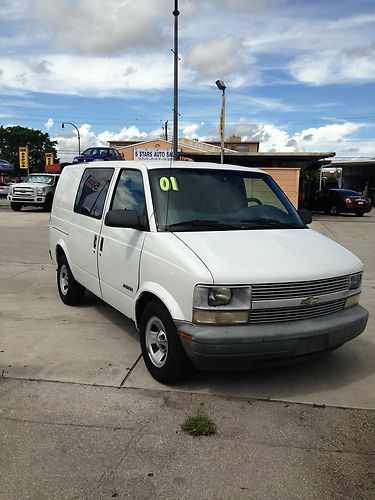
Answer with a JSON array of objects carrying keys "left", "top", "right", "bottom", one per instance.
[{"left": 8, "top": 173, "right": 60, "bottom": 212}]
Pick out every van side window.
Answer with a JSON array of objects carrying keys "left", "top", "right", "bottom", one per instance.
[
  {"left": 74, "top": 168, "right": 114, "bottom": 219},
  {"left": 111, "top": 169, "right": 146, "bottom": 218}
]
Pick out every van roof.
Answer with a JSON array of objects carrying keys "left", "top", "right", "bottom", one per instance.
[{"left": 66, "top": 160, "right": 264, "bottom": 174}]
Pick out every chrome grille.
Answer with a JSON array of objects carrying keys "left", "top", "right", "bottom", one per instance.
[
  {"left": 13, "top": 186, "right": 35, "bottom": 198},
  {"left": 250, "top": 299, "right": 346, "bottom": 324},
  {"left": 252, "top": 276, "right": 350, "bottom": 301}
]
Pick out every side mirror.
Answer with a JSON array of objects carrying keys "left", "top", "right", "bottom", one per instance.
[
  {"left": 298, "top": 208, "right": 312, "bottom": 225},
  {"left": 105, "top": 209, "right": 143, "bottom": 229}
]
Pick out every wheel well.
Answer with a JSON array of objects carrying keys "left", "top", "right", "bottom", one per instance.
[
  {"left": 56, "top": 245, "right": 65, "bottom": 263},
  {"left": 136, "top": 292, "right": 165, "bottom": 329}
]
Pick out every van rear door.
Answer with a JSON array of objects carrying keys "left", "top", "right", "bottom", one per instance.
[{"left": 69, "top": 167, "right": 114, "bottom": 296}]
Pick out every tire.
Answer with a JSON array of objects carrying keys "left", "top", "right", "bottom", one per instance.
[
  {"left": 11, "top": 202, "right": 22, "bottom": 211},
  {"left": 355, "top": 212, "right": 364, "bottom": 217},
  {"left": 57, "top": 255, "right": 85, "bottom": 306},
  {"left": 139, "top": 301, "right": 192, "bottom": 384},
  {"left": 330, "top": 205, "right": 339, "bottom": 216},
  {"left": 43, "top": 195, "right": 53, "bottom": 212}
]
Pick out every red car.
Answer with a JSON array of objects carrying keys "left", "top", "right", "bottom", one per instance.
[{"left": 310, "top": 189, "right": 372, "bottom": 216}]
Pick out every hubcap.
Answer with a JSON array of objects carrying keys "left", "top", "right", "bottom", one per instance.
[
  {"left": 145, "top": 316, "right": 168, "bottom": 368},
  {"left": 59, "top": 264, "right": 69, "bottom": 295}
]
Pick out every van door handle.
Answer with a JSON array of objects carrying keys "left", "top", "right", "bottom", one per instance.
[
  {"left": 93, "top": 234, "right": 98, "bottom": 250},
  {"left": 99, "top": 236, "right": 104, "bottom": 253}
]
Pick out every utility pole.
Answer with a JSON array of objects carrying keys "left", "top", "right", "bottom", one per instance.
[
  {"left": 164, "top": 120, "right": 169, "bottom": 141},
  {"left": 172, "top": 0, "right": 179, "bottom": 160}
]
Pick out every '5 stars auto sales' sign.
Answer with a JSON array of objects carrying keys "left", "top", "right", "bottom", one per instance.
[{"left": 134, "top": 148, "right": 173, "bottom": 161}]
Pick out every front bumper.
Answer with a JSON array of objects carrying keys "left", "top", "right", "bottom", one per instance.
[
  {"left": 8, "top": 195, "right": 46, "bottom": 204},
  {"left": 177, "top": 305, "right": 369, "bottom": 370}
]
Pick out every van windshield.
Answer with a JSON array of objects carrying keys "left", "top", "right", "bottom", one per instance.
[{"left": 149, "top": 168, "right": 305, "bottom": 231}]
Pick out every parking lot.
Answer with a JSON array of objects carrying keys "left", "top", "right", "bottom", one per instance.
[
  {"left": 1, "top": 198, "right": 374, "bottom": 408},
  {"left": 0, "top": 198, "right": 374, "bottom": 499}
]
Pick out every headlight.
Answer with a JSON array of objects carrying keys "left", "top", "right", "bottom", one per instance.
[
  {"left": 37, "top": 187, "right": 45, "bottom": 195},
  {"left": 193, "top": 285, "right": 251, "bottom": 324},
  {"left": 350, "top": 273, "right": 362, "bottom": 290},
  {"left": 208, "top": 287, "right": 232, "bottom": 306}
]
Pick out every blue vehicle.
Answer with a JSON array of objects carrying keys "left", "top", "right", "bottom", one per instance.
[
  {"left": 0, "top": 159, "right": 15, "bottom": 174},
  {"left": 72, "top": 147, "right": 123, "bottom": 164}
]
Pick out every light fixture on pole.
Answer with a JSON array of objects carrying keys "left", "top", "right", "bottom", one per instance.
[
  {"left": 61, "top": 122, "right": 81, "bottom": 155},
  {"left": 215, "top": 79, "right": 226, "bottom": 164}
]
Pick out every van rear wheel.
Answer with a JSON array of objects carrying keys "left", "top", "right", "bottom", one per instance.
[
  {"left": 57, "top": 255, "right": 85, "bottom": 305},
  {"left": 139, "top": 301, "right": 191, "bottom": 384}
]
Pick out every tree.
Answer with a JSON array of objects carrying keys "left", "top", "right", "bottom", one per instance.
[{"left": 0, "top": 126, "right": 58, "bottom": 174}]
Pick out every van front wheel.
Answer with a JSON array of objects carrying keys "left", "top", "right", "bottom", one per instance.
[
  {"left": 140, "top": 301, "right": 191, "bottom": 384},
  {"left": 57, "top": 255, "right": 85, "bottom": 306}
]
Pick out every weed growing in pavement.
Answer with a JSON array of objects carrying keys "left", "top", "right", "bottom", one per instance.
[{"left": 181, "top": 411, "right": 217, "bottom": 436}]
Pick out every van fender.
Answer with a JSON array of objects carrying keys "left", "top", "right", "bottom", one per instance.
[
  {"left": 135, "top": 281, "right": 186, "bottom": 323},
  {"left": 54, "top": 238, "right": 72, "bottom": 269}
]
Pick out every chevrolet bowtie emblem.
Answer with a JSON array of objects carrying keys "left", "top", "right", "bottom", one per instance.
[{"left": 301, "top": 296, "right": 319, "bottom": 306}]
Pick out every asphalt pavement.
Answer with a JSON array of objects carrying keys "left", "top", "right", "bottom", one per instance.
[{"left": 0, "top": 198, "right": 374, "bottom": 499}]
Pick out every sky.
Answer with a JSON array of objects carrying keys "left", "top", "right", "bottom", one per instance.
[{"left": 1, "top": 0, "right": 375, "bottom": 162}]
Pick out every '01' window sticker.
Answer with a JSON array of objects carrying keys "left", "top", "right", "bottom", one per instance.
[{"left": 159, "top": 176, "right": 179, "bottom": 192}]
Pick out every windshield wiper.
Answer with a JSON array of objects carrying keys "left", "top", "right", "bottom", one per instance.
[
  {"left": 167, "top": 219, "right": 237, "bottom": 230},
  {"left": 240, "top": 218, "right": 301, "bottom": 229}
]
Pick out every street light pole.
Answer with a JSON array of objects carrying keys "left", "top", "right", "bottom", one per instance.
[
  {"left": 172, "top": 0, "right": 179, "bottom": 161},
  {"left": 61, "top": 122, "right": 81, "bottom": 155},
  {"left": 215, "top": 80, "right": 226, "bottom": 164}
]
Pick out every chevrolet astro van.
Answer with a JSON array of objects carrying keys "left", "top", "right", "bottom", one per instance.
[{"left": 49, "top": 161, "right": 369, "bottom": 383}]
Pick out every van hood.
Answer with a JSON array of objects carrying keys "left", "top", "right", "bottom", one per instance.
[{"left": 175, "top": 228, "right": 362, "bottom": 284}]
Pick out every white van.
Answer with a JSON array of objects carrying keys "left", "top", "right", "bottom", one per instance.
[{"left": 49, "top": 161, "right": 368, "bottom": 383}]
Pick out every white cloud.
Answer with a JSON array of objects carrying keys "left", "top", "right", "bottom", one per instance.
[
  {"left": 211, "top": 0, "right": 285, "bottom": 12},
  {"left": 230, "top": 120, "right": 365, "bottom": 156},
  {"left": 184, "top": 36, "right": 252, "bottom": 84},
  {"left": 329, "top": 13, "right": 375, "bottom": 29},
  {"left": 182, "top": 122, "right": 205, "bottom": 138},
  {"left": 27, "top": 0, "right": 170, "bottom": 55},
  {"left": 53, "top": 119, "right": 371, "bottom": 163},
  {"left": 54, "top": 124, "right": 161, "bottom": 162},
  {"left": 97, "top": 126, "right": 148, "bottom": 144},
  {"left": 240, "top": 95, "right": 296, "bottom": 112},
  {"left": 0, "top": 0, "right": 29, "bottom": 20},
  {"left": 290, "top": 48, "right": 375, "bottom": 85},
  {"left": 44, "top": 117, "right": 53, "bottom": 130},
  {"left": 0, "top": 54, "right": 174, "bottom": 96}
]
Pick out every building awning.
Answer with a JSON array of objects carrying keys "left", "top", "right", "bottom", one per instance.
[{"left": 178, "top": 151, "right": 335, "bottom": 171}]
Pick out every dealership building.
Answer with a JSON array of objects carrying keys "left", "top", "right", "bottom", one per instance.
[{"left": 108, "top": 136, "right": 335, "bottom": 208}]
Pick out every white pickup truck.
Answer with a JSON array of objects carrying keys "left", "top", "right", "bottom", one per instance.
[{"left": 8, "top": 173, "right": 60, "bottom": 212}]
